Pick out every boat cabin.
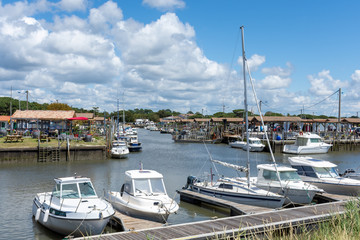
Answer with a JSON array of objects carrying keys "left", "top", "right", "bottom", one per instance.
[
  {"left": 257, "top": 164, "right": 302, "bottom": 182},
  {"left": 52, "top": 176, "right": 97, "bottom": 199},
  {"left": 288, "top": 157, "right": 339, "bottom": 179},
  {"left": 294, "top": 133, "right": 324, "bottom": 146},
  {"left": 123, "top": 170, "right": 167, "bottom": 196}
]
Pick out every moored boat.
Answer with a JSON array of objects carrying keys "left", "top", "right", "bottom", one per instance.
[
  {"left": 105, "top": 169, "right": 179, "bottom": 223},
  {"left": 111, "top": 140, "right": 129, "bottom": 159},
  {"left": 32, "top": 176, "right": 115, "bottom": 237},
  {"left": 253, "top": 164, "right": 324, "bottom": 204},
  {"left": 126, "top": 134, "right": 142, "bottom": 152},
  {"left": 288, "top": 156, "right": 360, "bottom": 195},
  {"left": 283, "top": 133, "right": 332, "bottom": 154}
]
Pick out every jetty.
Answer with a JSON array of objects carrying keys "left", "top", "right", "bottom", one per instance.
[{"left": 78, "top": 191, "right": 353, "bottom": 240}]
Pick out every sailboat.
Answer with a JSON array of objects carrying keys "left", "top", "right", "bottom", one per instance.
[{"left": 183, "top": 26, "right": 286, "bottom": 209}]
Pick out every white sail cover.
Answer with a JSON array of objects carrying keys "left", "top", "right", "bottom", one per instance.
[{"left": 211, "top": 159, "right": 248, "bottom": 172}]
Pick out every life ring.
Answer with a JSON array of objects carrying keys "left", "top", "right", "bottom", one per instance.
[{"left": 300, "top": 132, "right": 303, "bottom": 135}]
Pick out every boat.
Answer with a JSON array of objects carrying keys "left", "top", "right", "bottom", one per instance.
[
  {"left": 283, "top": 133, "right": 332, "bottom": 154},
  {"left": 183, "top": 26, "right": 286, "bottom": 209},
  {"left": 32, "top": 176, "right": 115, "bottom": 237},
  {"left": 253, "top": 164, "right": 324, "bottom": 204},
  {"left": 105, "top": 169, "right": 179, "bottom": 223},
  {"left": 340, "top": 168, "right": 360, "bottom": 180},
  {"left": 288, "top": 156, "right": 360, "bottom": 196},
  {"left": 229, "top": 139, "right": 246, "bottom": 149},
  {"left": 242, "top": 137, "right": 265, "bottom": 152},
  {"left": 111, "top": 140, "right": 129, "bottom": 159},
  {"left": 126, "top": 134, "right": 142, "bottom": 152}
]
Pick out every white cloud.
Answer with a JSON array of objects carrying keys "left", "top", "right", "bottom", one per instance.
[
  {"left": 262, "top": 62, "right": 293, "bottom": 77},
  {"left": 57, "top": 0, "right": 87, "bottom": 12},
  {"left": 89, "top": 1, "right": 123, "bottom": 32},
  {"left": 258, "top": 75, "right": 291, "bottom": 89},
  {"left": 351, "top": 70, "right": 360, "bottom": 82},
  {"left": 142, "top": 0, "right": 185, "bottom": 11},
  {"left": 238, "top": 54, "right": 265, "bottom": 72},
  {"left": 308, "top": 70, "right": 348, "bottom": 96}
]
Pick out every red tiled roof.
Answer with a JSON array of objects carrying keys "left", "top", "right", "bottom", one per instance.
[
  {"left": 0, "top": 116, "right": 10, "bottom": 122},
  {"left": 76, "top": 113, "right": 94, "bottom": 119}
]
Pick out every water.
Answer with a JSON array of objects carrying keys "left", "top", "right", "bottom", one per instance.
[{"left": 0, "top": 129, "right": 359, "bottom": 239}]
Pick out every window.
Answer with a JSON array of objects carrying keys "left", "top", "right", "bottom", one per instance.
[
  {"left": 314, "top": 167, "right": 339, "bottom": 178},
  {"left": 150, "top": 178, "right": 166, "bottom": 194},
  {"left": 296, "top": 138, "right": 308, "bottom": 146},
  {"left": 79, "top": 182, "right": 96, "bottom": 197},
  {"left": 279, "top": 171, "right": 301, "bottom": 181},
  {"left": 134, "top": 179, "right": 151, "bottom": 195},
  {"left": 302, "top": 166, "right": 318, "bottom": 178},
  {"left": 52, "top": 183, "right": 61, "bottom": 198},
  {"left": 310, "top": 138, "right": 321, "bottom": 143},
  {"left": 263, "top": 170, "right": 278, "bottom": 181},
  {"left": 218, "top": 183, "right": 233, "bottom": 189},
  {"left": 61, "top": 183, "right": 79, "bottom": 198}
]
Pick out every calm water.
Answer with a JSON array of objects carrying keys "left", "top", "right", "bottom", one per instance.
[{"left": 0, "top": 129, "right": 359, "bottom": 239}]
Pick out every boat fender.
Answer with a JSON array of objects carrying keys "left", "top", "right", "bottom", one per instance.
[
  {"left": 35, "top": 208, "right": 41, "bottom": 221},
  {"left": 43, "top": 209, "right": 50, "bottom": 223},
  {"left": 99, "top": 212, "right": 103, "bottom": 220}
]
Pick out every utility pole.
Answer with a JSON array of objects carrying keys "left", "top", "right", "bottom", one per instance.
[{"left": 338, "top": 88, "right": 341, "bottom": 132}]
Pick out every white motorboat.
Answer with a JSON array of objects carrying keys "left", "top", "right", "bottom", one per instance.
[
  {"left": 126, "top": 134, "right": 142, "bottom": 152},
  {"left": 111, "top": 140, "right": 129, "bottom": 159},
  {"left": 243, "top": 137, "right": 265, "bottom": 152},
  {"left": 183, "top": 27, "right": 285, "bottom": 209},
  {"left": 229, "top": 140, "right": 246, "bottom": 149},
  {"left": 283, "top": 133, "right": 332, "bottom": 154},
  {"left": 288, "top": 156, "right": 360, "bottom": 196},
  {"left": 105, "top": 169, "right": 179, "bottom": 223},
  {"left": 32, "top": 176, "right": 115, "bottom": 237},
  {"left": 253, "top": 164, "right": 324, "bottom": 204}
]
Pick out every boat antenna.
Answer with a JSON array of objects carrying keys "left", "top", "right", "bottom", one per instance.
[
  {"left": 240, "top": 26, "right": 251, "bottom": 189},
  {"left": 245, "top": 59, "right": 284, "bottom": 191},
  {"left": 139, "top": 162, "right": 143, "bottom": 170}
]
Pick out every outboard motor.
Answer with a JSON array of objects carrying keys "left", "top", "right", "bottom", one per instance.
[
  {"left": 183, "top": 176, "right": 197, "bottom": 189},
  {"left": 341, "top": 168, "right": 356, "bottom": 177}
]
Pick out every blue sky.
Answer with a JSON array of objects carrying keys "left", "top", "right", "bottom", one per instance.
[{"left": 0, "top": 0, "right": 359, "bottom": 117}]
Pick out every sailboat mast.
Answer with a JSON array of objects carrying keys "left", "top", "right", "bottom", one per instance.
[
  {"left": 240, "top": 26, "right": 250, "bottom": 189},
  {"left": 122, "top": 92, "right": 125, "bottom": 131}
]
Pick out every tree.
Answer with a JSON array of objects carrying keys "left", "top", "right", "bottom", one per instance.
[{"left": 47, "top": 103, "right": 72, "bottom": 110}]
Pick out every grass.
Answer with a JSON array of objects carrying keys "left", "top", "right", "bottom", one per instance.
[
  {"left": 213, "top": 199, "right": 360, "bottom": 240},
  {"left": 0, "top": 136, "right": 106, "bottom": 148}
]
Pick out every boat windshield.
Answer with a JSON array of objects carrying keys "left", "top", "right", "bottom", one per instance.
[
  {"left": 61, "top": 183, "right": 80, "bottom": 198},
  {"left": 133, "top": 178, "right": 166, "bottom": 195},
  {"left": 314, "top": 167, "right": 339, "bottom": 178},
  {"left": 52, "top": 183, "right": 61, "bottom": 198},
  {"left": 78, "top": 181, "right": 97, "bottom": 198},
  {"left": 134, "top": 179, "right": 151, "bottom": 195},
  {"left": 150, "top": 178, "right": 166, "bottom": 195},
  {"left": 296, "top": 138, "right": 308, "bottom": 146},
  {"left": 250, "top": 139, "right": 261, "bottom": 144}
]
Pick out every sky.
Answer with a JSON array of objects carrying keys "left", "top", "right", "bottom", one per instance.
[{"left": 0, "top": 0, "right": 359, "bottom": 117}]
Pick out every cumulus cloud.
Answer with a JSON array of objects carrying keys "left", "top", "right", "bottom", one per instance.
[
  {"left": 258, "top": 75, "right": 291, "bottom": 89},
  {"left": 351, "top": 70, "right": 360, "bottom": 82},
  {"left": 142, "top": 0, "right": 185, "bottom": 11},
  {"left": 89, "top": 1, "right": 123, "bottom": 32},
  {"left": 57, "top": 0, "right": 87, "bottom": 12},
  {"left": 308, "top": 70, "right": 348, "bottom": 96},
  {"left": 262, "top": 62, "right": 293, "bottom": 77},
  {"left": 238, "top": 54, "right": 265, "bottom": 72}
]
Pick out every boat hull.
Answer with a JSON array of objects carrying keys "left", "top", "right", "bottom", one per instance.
[
  {"left": 283, "top": 145, "right": 332, "bottom": 154},
  {"left": 188, "top": 185, "right": 284, "bottom": 208},
  {"left": 32, "top": 199, "right": 111, "bottom": 237},
  {"left": 255, "top": 184, "right": 318, "bottom": 204},
  {"left": 105, "top": 191, "right": 178, "bottom": 223},
  {"left": 301, "top": 180, "right": 360, "bottom": 196}
]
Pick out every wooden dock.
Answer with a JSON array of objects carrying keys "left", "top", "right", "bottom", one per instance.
[
  {"left": 110, "top": 210, "right": 163, "bottom": 231},
  {"left": 76, "top": 192, "right": 354, "bottom": 240},
  {"left": 177, "top": 189, "right": 274, "bottom": 215}
]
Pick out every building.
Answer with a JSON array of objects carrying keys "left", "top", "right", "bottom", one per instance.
[{"left": 11, "top": 110, "right": 75, "bottom": 133}]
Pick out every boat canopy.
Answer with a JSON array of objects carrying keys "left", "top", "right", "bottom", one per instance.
[
  {"left": 53, "top": 176, "right": 97, "bottom": 199},
  {"left": 288, "top": 157, "right": 337, "bottom": 168}
]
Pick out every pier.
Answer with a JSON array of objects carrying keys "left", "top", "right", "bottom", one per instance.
[{"left": 78, "top": 191, "right": 353, "bottom": 240}]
